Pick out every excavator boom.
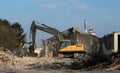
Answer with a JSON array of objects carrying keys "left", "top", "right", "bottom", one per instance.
[
  {"left": 30, "top": 21, "right": 36, "bottom": 45},
  {"left": 30, "top": 21, "right": 64, "bottom": 46}
]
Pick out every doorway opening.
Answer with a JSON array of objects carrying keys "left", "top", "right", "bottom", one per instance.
[{"left": 118, "top": 35, "right": 120, "bottom": 52}]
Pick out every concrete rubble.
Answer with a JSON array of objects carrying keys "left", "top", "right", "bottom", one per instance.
[
  {"left": 0, "top": 48, "right": 75, "bottom": 69},
  {"left": 0, "top": 49, "right": 84, "bottom": 70},
  {"left": 0, "top": 48, "right": 120, "bottom": 73}
]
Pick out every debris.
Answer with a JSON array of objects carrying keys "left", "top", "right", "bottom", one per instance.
[
  {"left": 106, "top": 59, "right": 120, "bottom": 71},
  {"left": 89, "top": 62, "right": 108, "bottom": 70},
  {"left": 107, "top": 64, "right": 120, "bottom": 71},
  {"left": 0, "top": 47, "right": 120, "bottom": 72}
]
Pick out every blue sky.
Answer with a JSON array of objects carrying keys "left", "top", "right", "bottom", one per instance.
[{"left": 0, "top": 0, "right": 120, "bottom": 44}]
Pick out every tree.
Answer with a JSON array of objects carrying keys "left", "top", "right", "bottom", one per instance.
[
  {"left": 0, "top": 19, "right": 26, "bottom": 50},
  {"left": 11, "top": 22, "right": 26, "bottom": 44}
]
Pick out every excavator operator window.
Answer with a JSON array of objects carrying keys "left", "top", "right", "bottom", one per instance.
[{"left": 60, "top": 41, "right": 70, "bottom": 48}]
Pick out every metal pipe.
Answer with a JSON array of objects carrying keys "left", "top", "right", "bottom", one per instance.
[{"left": 84, "top": 19, "right": 88, "bottom": 33}]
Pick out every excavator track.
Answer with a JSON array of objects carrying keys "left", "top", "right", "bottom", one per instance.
[{"left": 58, "top": 52, "right": 90, "bottom": 61}]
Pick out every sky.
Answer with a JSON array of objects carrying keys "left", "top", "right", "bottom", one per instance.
[{"left": 0, "top": 0, "right": 120, "bottom": 44}]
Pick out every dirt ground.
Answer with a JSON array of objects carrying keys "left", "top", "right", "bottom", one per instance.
[{"left": 0, "top": 67, "right": 120, "bottom": 73}]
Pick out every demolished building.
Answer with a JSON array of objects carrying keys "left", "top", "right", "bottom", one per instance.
[
  {"left": 30, "top": 20, "right": 120, "bottom": 58},
  {"left": 103, "top": 32, "right": 120, "bottom": 54},
  {"left": 45, "top": 27, "right": 102, "bottom": 57}
]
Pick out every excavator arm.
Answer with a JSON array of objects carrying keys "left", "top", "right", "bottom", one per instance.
[
  {"left": 30, "top": 21, "right": 36, "bottom": 45},
  {"left": 30, "top": 21, "right": 64, "bottom": 46}
]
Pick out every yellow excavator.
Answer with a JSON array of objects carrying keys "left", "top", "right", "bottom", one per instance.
[
  {"left": 30, "top": 21, "right": 85, "bottom": 58},
  {"left": 60, "top": 40, "right": 84, "bottom": 52}
]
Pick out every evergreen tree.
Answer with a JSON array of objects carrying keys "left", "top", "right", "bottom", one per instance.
[{"left": 0, "top": 19, "right": 26, "bottom": 50}]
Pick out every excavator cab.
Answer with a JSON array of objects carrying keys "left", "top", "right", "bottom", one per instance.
[
  {"left": 60, "top": 40, "right": 71, "bottom": 48},
  {"left": 59, "top": 40, "right": 85, "bottom": 58},
  {"left": 59, "top": 39, "right": 84, "bottom": 53}
]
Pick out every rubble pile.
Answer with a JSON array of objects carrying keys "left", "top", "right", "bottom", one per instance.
[
  {"left": 27, "top": 58, "right": 88, "bottom": 70},
  {"left": 88, "top": 62, "right": 109, "bottom": 70},
  {"left": 0, "top": 49, "right": 41, "bottom": 69},
  {"left": 87, "top": 58, "right": 120, "bottom": 71},
  {"left": 0, "top": 49, "right": 74, "bottom": 70},
  {"left": 0, "top": 48, "right": 120, "bottom": 71},
  {"left": 107, "top": 59, "right": 120, "bottom": 71},
  {"left": 26, "top": 58, "right": 72, "bottom": 70},
  {"left": 0, "top": 49, "right": 22, "bottom": 68}
]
